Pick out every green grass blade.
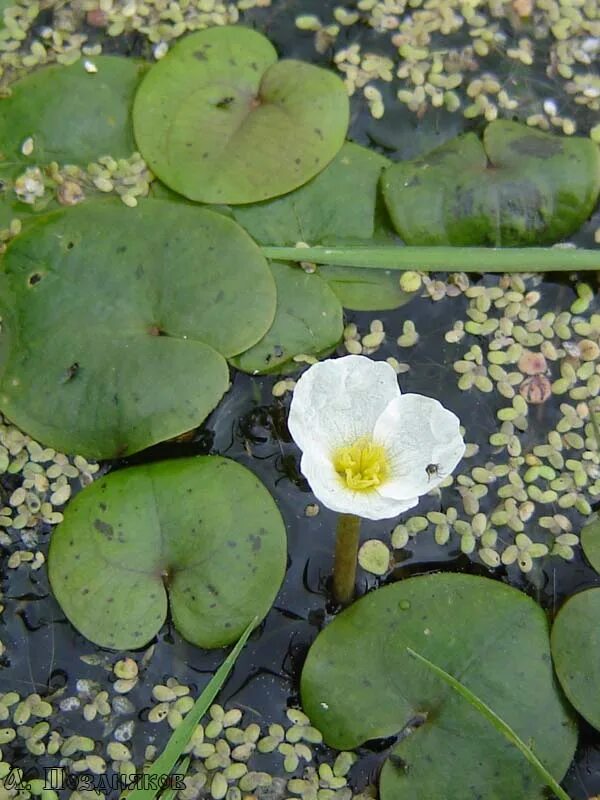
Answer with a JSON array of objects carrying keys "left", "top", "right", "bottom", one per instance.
[
  {"left": 406, "top": 647, "right": 572, "bottom": 800},
  {"left": 123, "top": 618, "right": 257, "bottom": 800},
  {"left": 158, "top": 756, "right": 190, "bottom": 800},
  {"left": 261, "top": 245, "right": 600, "bottom": 273}
]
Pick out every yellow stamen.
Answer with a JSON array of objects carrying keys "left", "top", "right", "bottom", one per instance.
[{"left": 332, "top": 438, "right": 389, "bottom": 492}]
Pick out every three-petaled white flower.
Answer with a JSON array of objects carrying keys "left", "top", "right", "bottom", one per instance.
[{"left": 288, "top": 355, "right": 465, "bottom": 520}]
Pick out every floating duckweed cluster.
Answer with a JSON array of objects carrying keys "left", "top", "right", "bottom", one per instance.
[
  {"left": 342, "top": 322, "right": 410, "bottom": 372},
  {"left": 0, "top": 152, "right": 154, "bottom": 251},
  {"left": 0, "top": 2, "right": 252, "bottom": 87},
  {"left": 345, "top": 272, "right": 600, "bottom": 576},
  {"left": 266, "top": 267, "right": 600, "bottom": 577},
  {"left": 0, "top": 413, "right": 99, "bottom": 543},
  {"left": 296, "top": 1, "right": 599, "bottom": 133},
  {"left": 0, "top": 674, "right": 372, "bottom": 800},
  {"left": 1, "top": 1, "right": 596, "bottom": 138}
]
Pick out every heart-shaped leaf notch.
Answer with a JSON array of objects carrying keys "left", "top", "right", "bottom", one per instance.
[
  {"left": 48, "top": 456, "right": 287, "bottom": 650},
  {"left": 132, "top": 26, "right": 350, "bottom": 204},
  {"left": 382, "top": 120, "right": 600, "bottom": 246},
  {"left": 0, "top": 198, "right": 276, "bottom": 459},
  {"left": 301, "top": 573, "right": 577, "bottom": 800}
]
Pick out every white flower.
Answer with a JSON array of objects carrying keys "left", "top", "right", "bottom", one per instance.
[{"left": 288, "top": 355, "right": 466, "bottom": 520}]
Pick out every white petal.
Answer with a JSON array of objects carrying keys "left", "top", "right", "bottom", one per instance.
[
  {"left": 373, "top": 393, "right": 465, "bottom": 500},
  {"left": 300, "top": 449, "right": 418, "bottom": 521},
  {"left": 288, "top": 355, "right": 401, "bottom": 454}
]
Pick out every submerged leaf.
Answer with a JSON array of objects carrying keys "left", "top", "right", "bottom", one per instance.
[
  {"left": 133, "top": 26, "right": 349, "bottom": 204},
  {"left": 48, "top": 457, "right": 287, "bottom": 650},
  {"left": 0, "top": 198, "right": 275, "bottom": 458},
  {"left": 301, "top": 573, "right": 576, "bottom": 800},
  {"left": 382, "top": 120, "right": 600, "bottom": 246}
]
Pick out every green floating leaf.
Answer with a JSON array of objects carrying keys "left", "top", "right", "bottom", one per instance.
[
  {"left": 232, "top": 142, "right": 388, "bottom": 245},
  {"left": 552, "top": 588, "right": 600, "bottom": 732},
  {"left": 382, "top": 120, "right": 600, "bottom": 246},
  {"left": 407, "top": 648, "right": 572, "bottom": 800},
  {"left": 319, "top": 264, "right": 413, "bottom": 311},
  {"left": 230, "top": 262, "right": 343, "bottom": 374},
  {"left": 48, "top": 456, "right": 286, "bottom": 650},
  {"left": 232, "top": 141, "right": 413, "bottom": 310},
  {"left": 0, "top": 56, "right": 146, "bottom": 166},
  {"left": 133, "top": 26, "right": 349, "bottom": 204},
  {"left": 301, "top": 573, "right": 576, "bottom": 800},
  {"left": 580, "top": 515, "right": 600, "bottom": 573},
  {"left": 0, "top": 198, "right": 275, "bottom": 458}
]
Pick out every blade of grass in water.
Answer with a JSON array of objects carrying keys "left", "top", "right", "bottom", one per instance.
[
  {"left": 261, "top": 245, "right": 600, "bottom": 273},
  {"left": 123, "top": 618, "right": 257, "bottom": 800},
  {"left": 406, "top": 647, "right": 572, "bottom": 800},
  {"left": 158, "top": 756, "right": 190, "bottom": 800}
]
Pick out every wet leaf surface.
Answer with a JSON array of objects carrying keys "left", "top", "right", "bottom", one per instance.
[
  {"left": 48, "top": 456, "right": 287, "bottom": 649},
  {"left": 0, "top": 56, "right": 146, "bottom": 165},
  {"left": 233, "top": 141, "right": 414, "bottom": 310},
  {"left": 552, "top": 588, "right": 600, "bottom": 733},
  {"left": 580, "top": 516, "right": 600, "bottom": 574},
  {"left": 319, "top": 265, "right": 415, "bottom": 312},
  {"left": 230, "top": 261, "right": 343, "bottom": 374},
  {"left": 133, "top": 26, "right": 349, "bottom": 204},
  {"left": 232, "top": 142, "right": 387, "bottom": 245},
  {"left": 0, "top": 198, "right": 276, "bottom": 458},
  {"left": 382, "top": 120, "right": 600, "bottom": 246},
  {"left": 302, "top": 573, "right": 577, "bottom": 800}
]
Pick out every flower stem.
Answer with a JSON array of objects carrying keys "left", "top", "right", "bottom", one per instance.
[
  {"left": 333, "top": 514, "right": 361, "bottom": 606},
  {"left": 261, "top": 245, "right": 600, "bottom": 273}
]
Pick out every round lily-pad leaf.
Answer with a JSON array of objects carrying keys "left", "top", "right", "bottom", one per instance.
[
  {"left": 381, "top": 120, "right": 600, "bottom": 246},
  {"left": 0, "top": 56, "right": 146, "bottom": 166},
  {"left": 48, "top": 456, "right": 287, "bottom": 650},
  {"left": 230, "top": 262, "right": 343, "bottom": 374},
  {"left": 0, "top": 198, "right": 276, "bottom": 458},
  {"left": 581, "top": 515, "right": 600, "bottom": 573},
  {"left": 551, "top": 588, "right": 600, "bottom": 732},
  {"left": 132, "top": 26, "right": 349, "bottom": 204},
  {"left": 301, "top": 573, "right": 577, "bottom": 800}
]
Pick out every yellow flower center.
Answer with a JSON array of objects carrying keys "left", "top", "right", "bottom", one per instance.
[{"left": 332, "top": 438, "right": 389, "bottom": 492}]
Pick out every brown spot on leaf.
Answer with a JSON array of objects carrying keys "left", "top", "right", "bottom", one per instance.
[{"left": 94, "top": 518, "right": 114, "bottom": 539}]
